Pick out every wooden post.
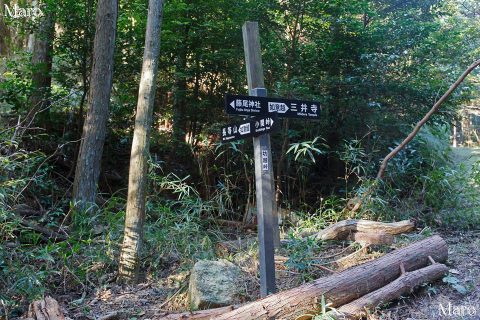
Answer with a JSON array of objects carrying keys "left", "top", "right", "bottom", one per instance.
[{"left": 242, "top": 21, "right": 277, "bottom": 297}]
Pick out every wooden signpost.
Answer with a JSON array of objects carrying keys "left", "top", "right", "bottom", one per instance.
[{"left": 221, "top": 21, "right": 321, "bottom": 298}]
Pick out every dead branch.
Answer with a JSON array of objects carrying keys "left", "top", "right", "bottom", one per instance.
[{"left": 376, "top": 58, "right": 480, "bottom": 180}]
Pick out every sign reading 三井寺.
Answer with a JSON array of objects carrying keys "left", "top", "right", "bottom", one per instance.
[{"left": 225, "top": 94, "right": 321, "bottom": 119}]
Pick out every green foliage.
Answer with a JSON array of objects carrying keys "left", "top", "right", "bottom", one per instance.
[
  {"left": 0, "top": 53, "right": 33, "bottom": 113},
  {"left": 284, "top": 233, "right": 323, "bottom": 281},
  {"left": 312, "top": 295, "right": 337, "bottom": 320},
  {"left": 443, "top": 274, "right": 468, "bottom": 294},
  {"left": 357, "top": 124, "right": 480, "bottom": 229},
  {"left": 287, "top": 136, "right": 328, "bottom": 163}
]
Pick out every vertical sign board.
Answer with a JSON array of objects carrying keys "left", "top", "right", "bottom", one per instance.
[{"left": 242, "top": 22, "right": 277, "bottom": 297}]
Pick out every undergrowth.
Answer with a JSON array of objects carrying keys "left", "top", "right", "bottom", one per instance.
[
  {"left": 291, "top": 123, "right": 480, "bottom": 233},
  {"left": 0, "top": 136, "right": 222, "bottom": 317},
  {"left": 1, "top": 121, "right": 479, "bottom": 317}
]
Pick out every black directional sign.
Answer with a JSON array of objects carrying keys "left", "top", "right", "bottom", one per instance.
[
  {"left": 221, "top": 115, "right": 278, "bottom": 142},
  {"left": 225, "top": 94, "right": 321, "bottom": 119}
]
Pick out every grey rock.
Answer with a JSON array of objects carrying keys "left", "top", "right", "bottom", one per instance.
[{"left": 188, "top": 259, "right": 242, "bottom": 309}]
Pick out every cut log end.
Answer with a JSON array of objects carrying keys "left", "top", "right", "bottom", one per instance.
[{"left": 27, "top": 296, "right": 65, "bottom": 320}]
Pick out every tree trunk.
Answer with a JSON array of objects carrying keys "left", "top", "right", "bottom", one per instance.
[
  {"left": 214, "top": 235, "right": 447, "bottom": 320},
  {"left": 376, "top": 58, "right": 480, "bottom": 180},
  {"left": 156, "top": 306, "right": 236, "bottom": 320},
  {"left": 72, "top": 0, "right": 118, "bottom": 208},
  {"left": 0, "top": 0, "right": 11, "bottom": 57},
  {"left": 275, "top": 119, "right": 289, "bottom": 207},
  {"left": 172, "top": 26, "right": 189, "bottom": 144},
  {"left": 349, "top": 231, "right": 393, "bottom": 246},
  {"left": 330, "top": 263, "right": 448, "bottom": 319},
  {"left": 24, "top": 3, "right": 55, "bottom": 133},
  {"left": 117, "top": 0, "right": 164, "bottom": 283}
]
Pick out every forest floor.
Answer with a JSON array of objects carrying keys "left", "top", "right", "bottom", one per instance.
[
  {"left": 65, "top": 230, "right": 479, "bottom": 320},
  {"left": 24, "top": 147, "right": 480, "bottom": 320}
]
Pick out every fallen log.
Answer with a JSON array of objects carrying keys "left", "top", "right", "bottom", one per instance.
[
  {"left": 331, "top": 263, "right": 449, "bottom": 319},
  {"left": 214, "top": 235, "right": 447, "bottom": 320},
  {"left": 12, "top": 204, "right": 44, "bottom": 217},
  {"left": 301, "top": 219, "right": 415, "bottom": 241},
  {"left": 216, "top": 219, "right": 256, "bottom": 230},
  {"left": 349, "top": 231, "right": 393, "bottom": 246},
  {"left": 215, "top": 237, "right": 256, "bottom": 256},
  {"left": 27, "top": 296, "right": 65, "bottom": 320},
  {"left": 155, "top": 305, "right": 236, "bottom": 320},
  {"left": 18, "top": 215, "right": 68, "bottom": 242}
]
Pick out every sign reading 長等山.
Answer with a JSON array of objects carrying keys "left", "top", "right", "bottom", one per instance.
[{"left": 220, "top": 115, "right": 278, "bottom": 142}]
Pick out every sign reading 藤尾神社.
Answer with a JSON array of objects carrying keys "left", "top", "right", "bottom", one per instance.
[{"left": 225, "top": 94, "right": 321, "bottom": 119}]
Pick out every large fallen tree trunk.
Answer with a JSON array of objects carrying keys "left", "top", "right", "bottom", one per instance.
[
  {"left": 159, "top": 236, "right": 448, "bottom": 320},
  {"left": 213, "top": 235, "right": 446, "bottom": 320},
  {"left": 301, "top": 219, "right": 415, "bottom": 241},
  {"left": 156, "top": 305, "right": 236, "bottom": 320},
  {"left": 330, "top": 263, "right": 448, "bottom": 319}
]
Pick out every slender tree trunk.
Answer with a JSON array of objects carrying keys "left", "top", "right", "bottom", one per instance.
[
  {"left": 27, "top": 0, "right": 38, "bottom": 53},
  {"left": 376, "top": 58, "right": 480, "bottom": 180},
  {"left": 172, "top": 26, "right": 189, "bottom": 143},
  {"left": 73, "top": 0, "right": 118, "bottom": 208},
  {"left": 118, "top": 0, "right": 164, "bottom": 283},
  {"left": 0, "top": 0, "right": 11, "bottom": 57},
  {"left": 67, "top": 0, "right": 95, "bottom": 179},
  {"left": 25, "top": 3, "right": 55, "bottom": 131}
]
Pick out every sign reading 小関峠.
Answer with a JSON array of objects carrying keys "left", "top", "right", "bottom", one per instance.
[{"left": 220, "top": 115, "right": 278, "bottom": 142}]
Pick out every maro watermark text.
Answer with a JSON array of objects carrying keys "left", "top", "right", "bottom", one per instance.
[
  {"left": 439, "top": 302, "right": 478, "bottom": 318},
  {"left": 2, "top": 4, "right": 43, "bottom": 19}
]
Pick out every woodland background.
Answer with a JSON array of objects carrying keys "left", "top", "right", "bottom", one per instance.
[{"left": 1, "top": 0, "right": 480, "bottom": 317}]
